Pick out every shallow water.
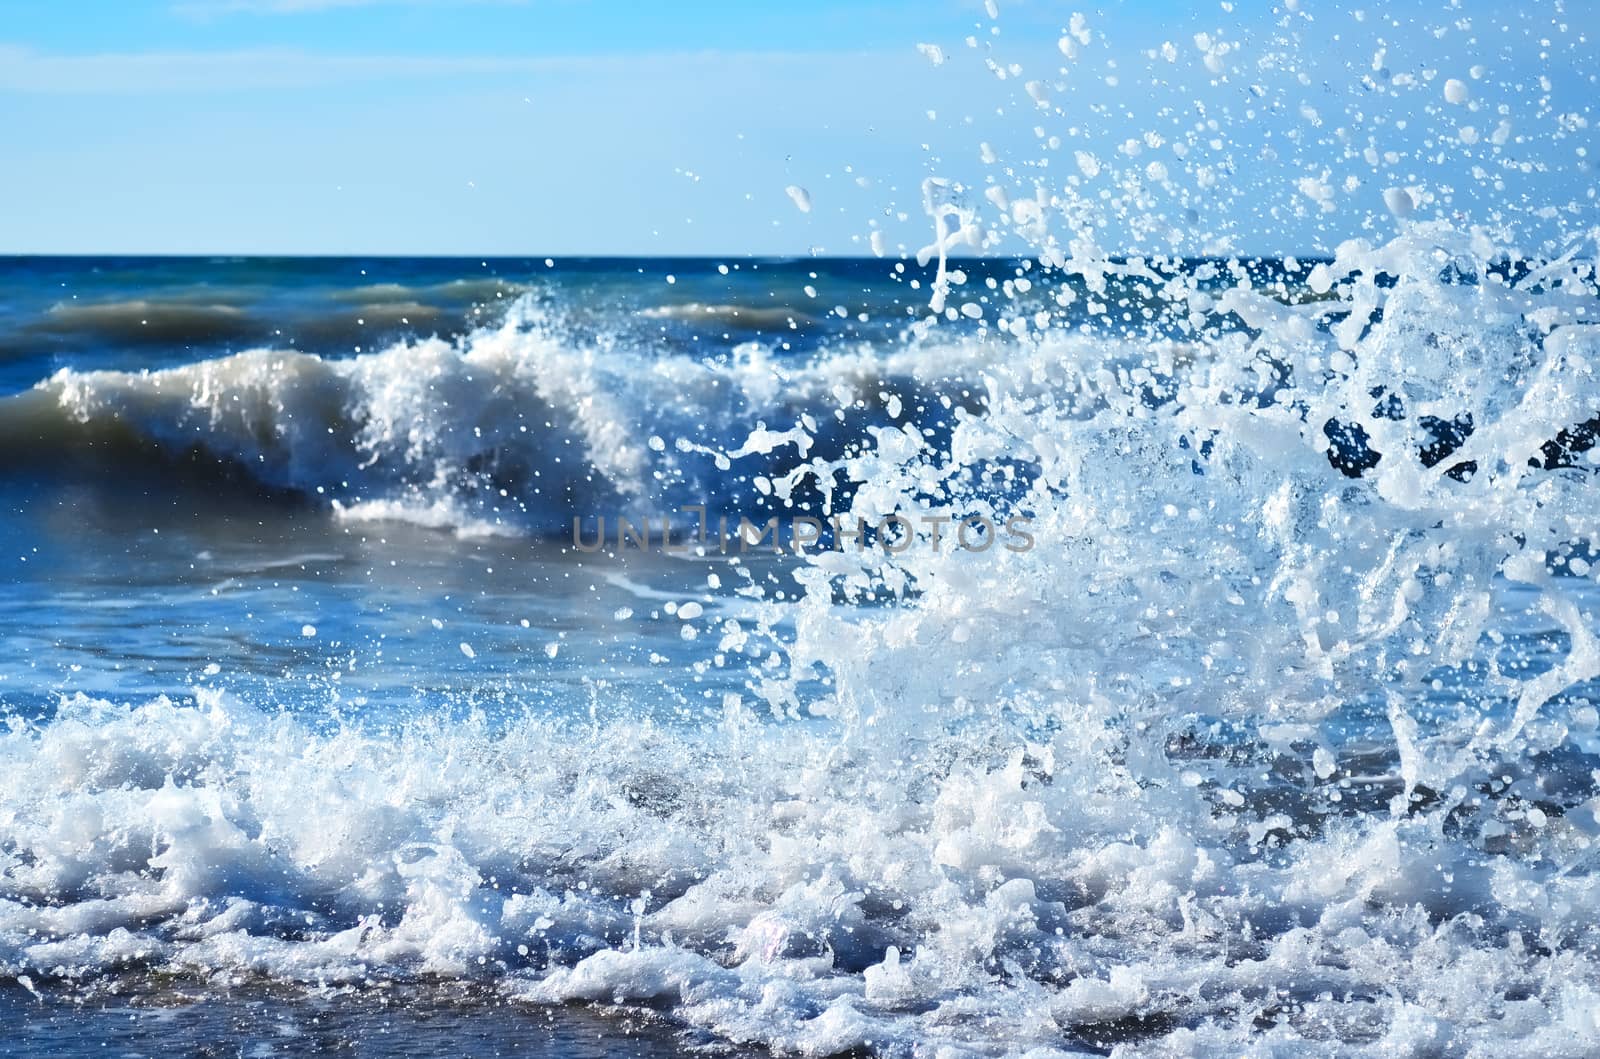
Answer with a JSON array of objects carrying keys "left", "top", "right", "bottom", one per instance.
[{"left": 0, "top": 981, "right": 737, "bottom": 1058}]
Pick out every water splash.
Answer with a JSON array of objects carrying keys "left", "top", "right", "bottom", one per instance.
[{"left": 5, "top": 2, "right": 1600, "bottom": 1055}]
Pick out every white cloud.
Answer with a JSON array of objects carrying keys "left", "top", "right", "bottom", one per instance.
[
  {"left": 173, "top": 0, "right": 527, "bottom": 15},
  {"left": 0, "top": 45, "right": 527, "bottom": 92},
  {"left": 0, "top": 43, "right": 863, "bottom": 94}
]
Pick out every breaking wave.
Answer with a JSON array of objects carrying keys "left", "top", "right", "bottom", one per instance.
[
  {"left": 0, "top": 298, "right": 1060, "bottom": 534},
  {"left": 5, "top": 224, "right": 1600, "bottom": 1056}
]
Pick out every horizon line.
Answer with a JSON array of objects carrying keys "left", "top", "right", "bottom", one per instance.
[{"left": 0, "top": 250, "right": 1341, "bottom": 264}]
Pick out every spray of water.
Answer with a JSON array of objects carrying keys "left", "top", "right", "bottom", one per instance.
[{"left": 5, "top": 2, "right": 1600, "bottom": 1055}]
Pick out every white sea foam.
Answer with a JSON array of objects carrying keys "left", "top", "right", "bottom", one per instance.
[{"left": 636, "top": 302, "right": 818, "bottom": 329}]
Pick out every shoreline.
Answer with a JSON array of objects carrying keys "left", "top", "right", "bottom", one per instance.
[{"left": 0, "top": 979, "right": 762, "bottom": 1058}]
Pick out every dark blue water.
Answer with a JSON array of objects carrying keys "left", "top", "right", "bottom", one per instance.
[
  {"left": 0, "top": 255, "right": 940, "bottom": 394},
  {"left": 0, "top": 257, "right": 958, "bottom": 722}
]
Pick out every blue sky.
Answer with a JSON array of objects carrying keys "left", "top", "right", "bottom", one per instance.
[{"left": 2, "top": 0, "right": 1595, "bottom": 256}]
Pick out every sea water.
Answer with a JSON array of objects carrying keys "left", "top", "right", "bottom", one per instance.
[{"left": 5, "top": 5, "right": 1600, "bottom": 1057}]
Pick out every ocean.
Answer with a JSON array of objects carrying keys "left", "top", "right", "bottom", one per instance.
[{"left": 2, "top": 245, "right": 1599, "bottom": 1057}]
